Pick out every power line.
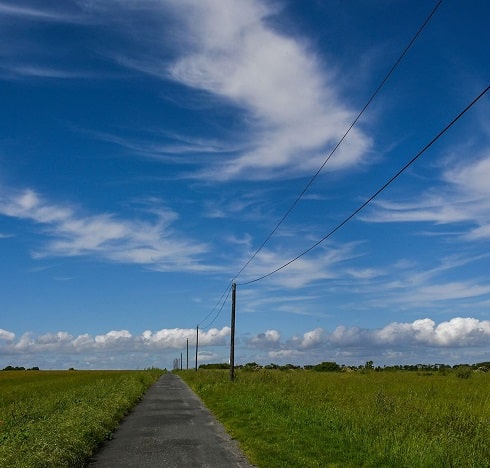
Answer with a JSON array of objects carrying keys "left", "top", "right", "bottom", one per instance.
[
  {"left": 198, "top": 282, "right": 233, "bottom": 329},
  {"left": 232, "top": 0, "right": 443, "bottom": 282},
  {"left": 194, "top": 0, "right": 443, "bottom": 327},
  {"left": 238, "top": 85, "right": 489, "bottom": 286},
  {"left": 197, "top": 281, "right": 232, "bottom": 327}
]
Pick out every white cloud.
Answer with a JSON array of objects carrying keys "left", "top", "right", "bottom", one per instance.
[
  {"left": 365, "top": 152, "right": 490, "bottom": 240},
  {"left": 0, "top": 329, "right": 15, "bottom": 341},
  {"left": 94, "top": 330, "right": 132, "bottom": 347},
  {"left": 268, "top": 349, "right": 301, "bottom": 360},
  {"left": 2, "top": 0, "right": 372, "bottom": 179},
  {"left": 345, "top": 267, "right": 385, "bottom": 280},
  {"left": 1, "top": 319, "right": 489, "bottom": 369},
  {"left": 414, "top": 282, "right": 490, "bottom": 302},
  {"left": 4, "top": 65, "right": 95, "bottom": 79},
  {"left": 447, "top": 155, "right": 490, "bottom": 197},
  {"left": 0, "top": 187, "right": 210, "bottom": 271},
  {"left": 0, "top": 2, "right": 82, "bottom": 22},
  {"left": 249, "top": 329, "right": 280, "bottom": 348},
  {"left": 0, "top": 327, "right": 229, "bottom": 355},
  {"left": 141, "top": 327, "right": 230, "bottom": 348},
  {"left": 91, "top": 0, "right": 371, "bottom": 181},
  {"left": 165, "top": 0, "right": 371, "bottom": 180},
  {"left": 83, "top": 129, "right": 239, "bottom": 164},
  {"left": 330, "top": 317, "right": 490, "bottom": 348},
  {"left": 332, "top": 253, "right": 490, "bottom": 315},
  {"left": 246, "top": 318, "right": 490, "bottom": 365},
  {"left": 238, "top": 241, "right": 359, "bottom": 288},
  {"left": 291, "top": 327, "right": 324, "bottom": 349},
  {"left": 196, "top": 350, "right": 222, "bottom": 364}
]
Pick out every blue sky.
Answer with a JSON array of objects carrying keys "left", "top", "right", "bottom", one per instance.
[{"left": 0, "top": 0, "right": 489, "bottom": 370}]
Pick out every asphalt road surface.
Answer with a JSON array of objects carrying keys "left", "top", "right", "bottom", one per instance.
[{"left": 89, "top": 372, "right": 254, "bottom": 467}]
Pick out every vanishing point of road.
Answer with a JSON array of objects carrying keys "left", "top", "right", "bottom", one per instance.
[{"left": 89, "top": 372, "right": 254, "bottom": 467}]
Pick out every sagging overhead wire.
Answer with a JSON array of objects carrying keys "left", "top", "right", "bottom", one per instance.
[
  {"left": 232, "top": 0, "right": 443, "bottom": 283},
  {"left": 238, "top": 85, "right": 489, "bottom": 286},
  {"left": 194, "top": 0, "right": 443, "bottom": 328},
  {"left": 198, "top": 281, "right": 233, "bottom": 330}
]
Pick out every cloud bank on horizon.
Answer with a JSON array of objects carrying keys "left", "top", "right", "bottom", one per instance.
[
  {"left": 0, "top": 0, "right": 489, "bottom": 369},
  {"left": 1, "top": 317, "right": 489, "bottom": 369}
]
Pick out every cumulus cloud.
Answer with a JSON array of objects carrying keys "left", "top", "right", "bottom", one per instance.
[
  {"left": 330, "top": 317, "right": 490, "bottom": 348},
  {"left": 247, "top": 318, "right": 490, "bottom": 365},
  {"left": 0, "top": 187, "right": 210, "bottom": 271},
  {"left": 94, "top": 330, "right": 132, "bottom": 348},
  {"left": 141, "top": 327, "right": 230, "bottom": 348},
  {"left": 1, "top": 318, "right": 489, "bottom": 369},
  {"left": 248, "top": 329, "right": 281, "bottom": 348},
  {"left": 0, "top": 327, "right": 230, "bottom": 356},
  {"left": 291, "top": 327, "right": 324, "bottom": 349}
]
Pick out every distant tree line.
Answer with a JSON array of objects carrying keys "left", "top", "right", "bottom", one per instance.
[
  {"left": 2, "top": 365, "right": 40, "bottom": 371},
  {"left": 198, "top": 361, "right": 490, "bottom": 373}
]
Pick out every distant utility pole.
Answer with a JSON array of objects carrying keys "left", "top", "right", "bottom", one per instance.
[
  {"left": 186, "top": 338, "right": 189, "bottom": 370},
  {"left": 195, "top": 325, "right": 199, "bottom": 371},
  {"left": 230, "top": 282, "right": 236, "bottom": 381},
  {"left": 180, "top": 352, "right": 183, "bottom": 370}
]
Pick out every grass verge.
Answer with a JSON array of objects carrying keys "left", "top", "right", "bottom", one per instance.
[
  {"left": 179, "top": 369, "right": 490, "bottom": 467},
  {"left": 0, "top": 368, "right": 164, "bottom": 467}
]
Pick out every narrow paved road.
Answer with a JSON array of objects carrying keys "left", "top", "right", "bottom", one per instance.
[{"left": 89, "top": 372, "right": 254, "bottom": 467}]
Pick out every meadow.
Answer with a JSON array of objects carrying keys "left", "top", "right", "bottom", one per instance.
[
  {"left": 0, "top": 368, "right": 163, "bottom": 467},
  {"left": 179, "top": 368, "right": 490, "bottom": 467}
]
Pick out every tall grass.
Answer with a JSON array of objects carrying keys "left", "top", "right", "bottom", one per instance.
[
  {"left": 180, "top": 369, "right": 490, "bottom": 467},
  {"left": 0, "top": 369, "right": 163, "bottom": 467}
]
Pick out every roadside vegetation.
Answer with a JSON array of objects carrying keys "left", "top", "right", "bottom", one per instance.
[
  {"left": 0, "top": 368, "right": 164, "bottom": 467},
  {"left": 179, "top": 366, "right": 490, "bottom": 467}
]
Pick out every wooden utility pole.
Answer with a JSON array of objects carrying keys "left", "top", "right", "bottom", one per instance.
[
  {"left": 180, "top": 352, "right": 183, "bottom": 370},
  {"left": 195, "top": 326, "right": 199, "bottom": 371},
  {"left": 230, "top": 282, "right": 236, "bottom": 381},
  {"left": 186, "top": 338, "right": 189, "bottom": 370}
]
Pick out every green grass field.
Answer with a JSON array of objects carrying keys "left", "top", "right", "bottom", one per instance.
[
  {"left": 179, "top": 369, "right": 490, "bottom": 467},
  {"left": 0, "top": 369, "right": 163, "bottom": 467}
]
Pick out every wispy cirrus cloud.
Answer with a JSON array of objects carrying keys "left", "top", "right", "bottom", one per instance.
[
  {"left": 80, "top": 128, "right": 241, "bottom": 164},
  {"left": 164, "top": 0, "right": 371, "bottom": 180},
  {"left": 237, "top": 241, "right": 361, "bottom": 289},
  {"left": 90, "top": 0, "right": 372, "bottom": 181},
  {"left": 337, "top": 252, "right": 490, "bottom": 314},
  {"left": 0, "top": 1, "right": 84, "bottom": 22},
  {"left": 0, "top": 1, "right": 100, "bottom": 81},
  {"left": 2, "top": 0, "right": 372, "bottom": 179},
  {"left": 0, "top": 187, "right": 211, "bottom": 272},
  {"left": 2, "top": 65, "right": 98, "bottom": 79},
  {"left": 364, "top": 151, "right": 490, "bottom": 240}
]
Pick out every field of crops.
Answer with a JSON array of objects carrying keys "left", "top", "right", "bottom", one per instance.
[
  {"left": 0, "top": 368, "right": 163, "bottom": 467},
  {"left": 179, "top": 369, "right": 490, "bottom": 467}
]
